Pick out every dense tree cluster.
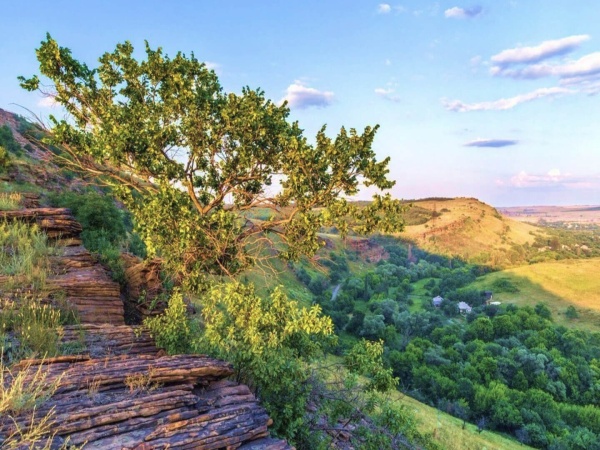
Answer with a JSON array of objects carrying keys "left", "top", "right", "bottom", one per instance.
[{"left": 295, "top": 237, "right": 600, "bottom": 448}]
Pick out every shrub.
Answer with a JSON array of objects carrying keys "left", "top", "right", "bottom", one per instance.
[
  {"left": 195, "top": 282, "right": 333, "bottom": 441},
  {"left": 565, "top": 305, "right": 579, "bottom": 319},
  {"left": 143, "top": 289, "right": 193, "bottom": 354},
  {"left": 0, "top": 125, "right": 23, "bottom": 155},
  {"left": 48, "top": 191, "right": 146, "bottom": 282},
  {"left": 0, "top": 145, "right": 10, "bottom": 172}
]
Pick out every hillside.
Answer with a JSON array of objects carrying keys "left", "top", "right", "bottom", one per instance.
[
  {"left": 469, "top": 258, "right": 600, "bottom": 331},
  {"left": 399, "top": 198, "right": 544, "bottom": 266},
  {"left": 1, "top": 108, "right": 538, "bottom": 449}
]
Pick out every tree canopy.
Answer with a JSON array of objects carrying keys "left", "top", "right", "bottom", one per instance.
[{"left": 21, "top": 34, "right": 404, "bottom": 289}]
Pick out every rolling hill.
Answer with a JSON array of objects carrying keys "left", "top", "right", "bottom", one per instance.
[
  {"left": 399, "top": 198, "right": 546, "bottom": 266},
  {"left": 468, "top": 257, "right": 600, "bottom": 331}
]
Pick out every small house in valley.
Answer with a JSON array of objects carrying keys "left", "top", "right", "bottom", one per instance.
[
  {"left": 432, "top": 296, "right": 444, "bottom": 307},
  {"left": 458, "top": 301, "right": 472, "bottom": 315}
]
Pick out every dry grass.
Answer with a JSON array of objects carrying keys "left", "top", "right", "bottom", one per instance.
[
  {"left": 0, "top": 193, "right": 22, "bottom": 211},
  {"left": 0, "top": 360, "right": 81, "bottom": 449},
  {"left": 0, "top": 221, "right": 56, "bottom": 291},
  {"left": 399, "top": 198, "right": 544, "bottom": 265}
]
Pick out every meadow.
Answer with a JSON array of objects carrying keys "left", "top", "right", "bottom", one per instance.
[{"left": 469, "top": 258, "right": 600, "bottom": 331}]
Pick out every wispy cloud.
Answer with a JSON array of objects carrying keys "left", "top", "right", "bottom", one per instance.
[
  {"left": 377, "top": 3, "right": 391, "bottom": 14},
  {"left": 465, "top": 138, "right": 518, "bottom": 148},
  {"left": 443, "top": 87, "right": 572, "bottom": 112},
  {"left": 492, "top": 51, "right": 600, "bottom": 80},
  {"left": 281, "top": 82, "right": 334, "bottom": 109},
  {"left": 375, "top": 87, "right": 401, "bottom": 103},
  {"left": 491, "top": 35, "right": 590, "bottom": 67},
  {"left": 499, "top": 169, "right": 600, "bottom": 189},
  {"left": 444, "top": 6, "right": 482, "bottom": 19},
  {"left": 38, "top": 96, "right": 58, "bottom": 108},
  {"left": 205, "top": 61, "right": 220, "bottom": 71}
]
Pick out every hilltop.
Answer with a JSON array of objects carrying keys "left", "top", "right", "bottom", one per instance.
[{"left": 399, "top": 197, "right": 544, "bottom": 266}]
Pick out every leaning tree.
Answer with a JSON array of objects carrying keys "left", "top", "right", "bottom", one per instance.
[{"left": 21, "top": 34, "right": 405, "bottom": 290}]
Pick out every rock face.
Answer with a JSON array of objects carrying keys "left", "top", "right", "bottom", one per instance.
[
  {"left": 0, "top": 354, "right": 292, "bottom": 449},
  {"left": 122, "top": 255, "right": 168, "bottom": 317},
  {"left": 0, "top": 207, "right": 83, "bottom": 241},
  {"left": 346, "top": 237, "right": 389, "bottom": 263},
  {"left": 1, "top": 110, "right": 293, "bottom": 449},
  {"left": 1, "top": 206, "right": 293, "bottom": 449},
  {"left": 0, "top": 207, "right": 125, "bottom": 325}
]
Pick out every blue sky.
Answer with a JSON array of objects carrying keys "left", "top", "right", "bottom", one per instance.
[{"left": 1, "top": 0, "right": 599, "bottom": 206}]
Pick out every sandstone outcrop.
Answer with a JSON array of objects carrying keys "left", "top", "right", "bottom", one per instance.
[{"left": 1, "top": 354, "right": 292, "bottom": 449}]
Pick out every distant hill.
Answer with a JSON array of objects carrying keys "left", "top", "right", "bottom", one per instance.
[
  {"left": 398, "top": 197, "right": 545, "bottom": 267},
  {"left": 499, "top": 204, "right": 600, "bottom": 225}
]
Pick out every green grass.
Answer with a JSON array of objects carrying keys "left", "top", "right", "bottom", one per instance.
[
  {"left": 0, "top": 193, "right": 22, "bottom": 211},
  {"left": 391, "top": 391, "right": 532, "bottom": 450},
  {"left": 0, "top": 221, "right": 55, "bottom": 291},
  {"left": 407, "top": 277, "right": 435, "bottom": 312},
  {"left": 469, "top": 258, "right": 600, "bottom": 330},
  {"left": 320, "top": 354, "right": 530, "bottom": 450}
]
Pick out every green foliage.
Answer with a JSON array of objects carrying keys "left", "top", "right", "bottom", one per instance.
[
  {"left": 21, "top": 34, "right": 405, "bottom": 289},
  {"left": 491, "top": 277, "right": 520, "bottom": 293},
  {"left": 194, "top": 281, "right": 333, "bottom": 441},
  {"left": 0, "top": 125, "right": 22, "bottom": 156},
  {"left": 0, "top": 193, "right": 22, "bottom": 211},
  {"left": 48, "top": 190, "right": 146, "bottom": 283},
  {"left": 345, "top": 339, "right": 398, "bottom": 393},
  {"left": 565, "top": 305, "right": 579, "bottom": 319},
  {"left": 143, "top": 289, "right": 192, "bottom": 354},
  {"left": 0, "top": 146, "right": 10, "bottom": 172},
  {"left": 48, "top": 191, "right": 126, "bottom": 245}
]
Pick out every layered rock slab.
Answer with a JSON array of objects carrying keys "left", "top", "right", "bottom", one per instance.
[{"left": 0, "top": 355, "right": 292, "bottom": 449}]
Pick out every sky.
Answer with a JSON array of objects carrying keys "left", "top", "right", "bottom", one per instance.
[{"left": 1, "top": 0, "right": 599, "bottom": 206}]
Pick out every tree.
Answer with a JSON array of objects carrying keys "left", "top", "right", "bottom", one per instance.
[{"left": 20, "top": 34, "right": 405, "bottom": 290}]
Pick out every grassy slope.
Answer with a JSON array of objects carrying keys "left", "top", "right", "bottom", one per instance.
[
  {"left": 469, "top": 258, "right": 600, "bottom": 331},
  {"left": 394, "top": 392, "right": 531, "bottom": 450},
  {"left": 399, "top": 198, "right": 543, "bottom": 265}
]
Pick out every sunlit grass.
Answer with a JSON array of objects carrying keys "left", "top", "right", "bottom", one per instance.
[
  {"left": 0, "top": 193, "right": 22, "bottom": 211},
  {"left": 469, "top": 258, "right": 600, "bottom": 331},
  {"left": 0, "top": 221, "right": 55, "bottom": 291}
]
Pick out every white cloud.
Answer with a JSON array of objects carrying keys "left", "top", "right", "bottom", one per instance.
[
  {"left": 502, "top": 169, "right": 599, "bottom": 189},
  {"left": 491, "top": 35, "right": 590, "bottom": 67},
  {"left": 375, "top": 87, "right": 401, "bottom": 103},
  {"left": 377, "top": 3, "right": 391, "bottom": 13},
  {"left": 492, "top": 51, "right": 600, "bottom": 80},
  {"left": 38, "top": 96, "right": 58, "bottom": 108},
  {"left": 385, "top": 58, "right": 392, "bottom": 66},
  {"left": 444, "top": 6, "right": 482, "bottom": 19},
  {"left": 281, "top": 82, "right": 334, "bottom": 109},
  {"left": 442, "top": 87, "right": 572, "bottom": 112}
]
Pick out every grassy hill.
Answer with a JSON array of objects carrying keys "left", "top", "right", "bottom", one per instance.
[
  {"left": 394, "top": 392, "right": 531, "bottom": 450},
  {"left": 469, "top": 258, "right": 600, "bottom": 331},
  {"left": 399, "top": 198, "right": 544, "bottom": 267}
]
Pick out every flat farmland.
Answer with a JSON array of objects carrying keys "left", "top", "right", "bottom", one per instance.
[{"left": 499, "top": 205, "right": 600, "bottom": 224}]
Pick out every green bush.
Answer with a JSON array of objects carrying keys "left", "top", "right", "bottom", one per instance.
[
  {"left": 48, "top": 191, "right": 147, "bottom": 283},
  {"left": 144, "top": 289, "right": 193, "bottom": 355},
  {"left": 0, "top": 125, "right": 22, "bottom": 155},
  {"left": 0, "top": 146, "right": 10, "bottom": 172}
]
